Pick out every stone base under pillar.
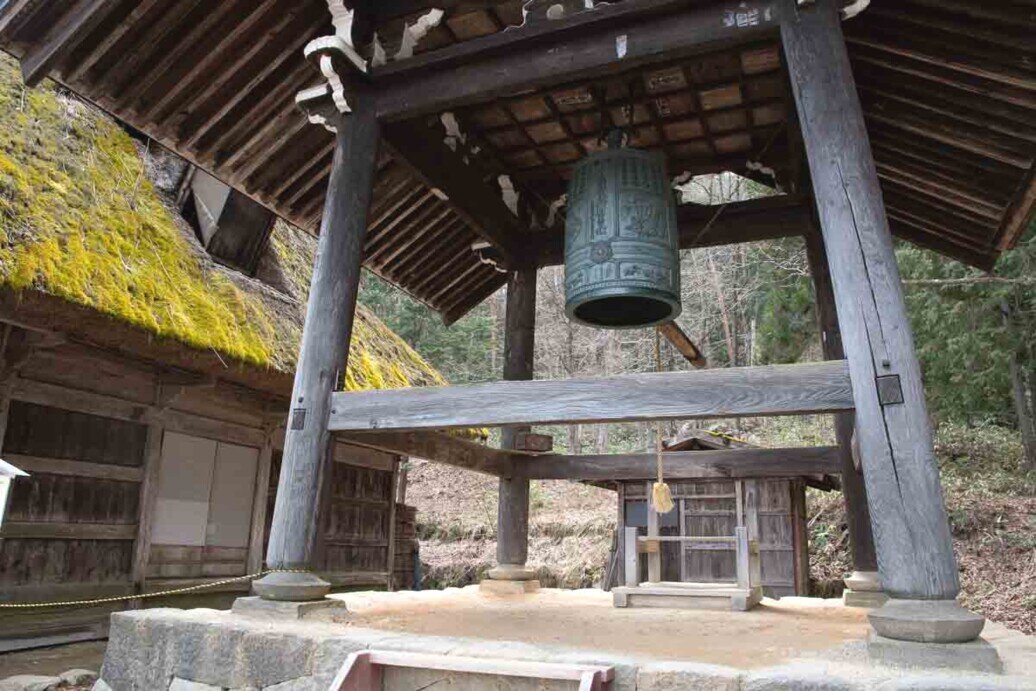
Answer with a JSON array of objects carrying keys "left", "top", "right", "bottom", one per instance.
[
  {"left": 479, "top": 579, "right": 541, "bottom": 595},
  {"left": 869, "top": 598, "right": 985, "bottom": 643},
  {"left": 252, "top": 570, "right": 331, "bottom": 601},
  {"left": 231, "top": 596, "right": 348, "bottom": 622},
  {"left": 843, "top": 588, "right": 889, "bottom": 609},
  {"left": 868, "top": 631, "right": 1003, "bottom": 674},
  {"left": 486, "top": 564, "right": 537, "bottom": 581}
]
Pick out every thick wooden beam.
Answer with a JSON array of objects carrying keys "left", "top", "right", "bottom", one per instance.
[
  {"left": 783, "top": 0, "right": 963, "bottom": 614},
  {"left": 328, "top": 360, "right": 854, "bottom": 432},
  {"left": 256, "top": 91, "right": 381, "bottom": 601},
  {"left": 372, "top": 0, "right": 784, "bottom": 121},
  {"left": 337, "top": 431, "right": 513, "bottom": 477},
  {"left": 381, "top": 122, "right": 523, "bottom": 265},
  {"left": 535, "top": 197, "right": 809, "bottom": 266},
  {"left": 517, "top": 446, "right": 841, "bottom": 480}
]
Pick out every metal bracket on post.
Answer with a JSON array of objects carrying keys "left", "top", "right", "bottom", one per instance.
[{"left": 876, "top": 374, "right": 904, "bottom": 406}]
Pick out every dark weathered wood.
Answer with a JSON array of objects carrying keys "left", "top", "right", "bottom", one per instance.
[
  {"left": 657, "top": 321, "right": 707, "bottom": 369},
  {"left": 380, "top": 123, "right": 523, "bottom": 265},
  {"left": 372, "top": 0, "right": 784, "bottom": 121},
  {"left": 329, "top": 360, "right": 854, "bottom": 432},
  {"left": 385, "top": 458, "right": 399, "bottom": 591},
  {"left": 783, "top": 0, "right": 959, "bottom": 600},
  {"left": 20, "top": 0, "right": 114, "bottom": 86},
  {"left": 263, "top": 96, "right": 380, "bottom": 577},
  {"left": 246, "top": 429, "right": 276, "bottom": 575},
  {"left": 338, "top": 431, "right": 513, "bottom": 476},
  {"left": 805, "top": 230, "right": 878, "bottom": 573},
  {"left": 497, "top": 266, "right": 536, "bottom": 569},
  {"left": 518, "top": 446, "right": 841, "bottom": 480},
  {"left": 5, "top": 453, "right": 144, "bottom": 482},
  {"left": 0, "top": 522, "right": 137, "bottom": 540}
]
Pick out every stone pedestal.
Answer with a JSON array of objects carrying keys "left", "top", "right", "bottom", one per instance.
[
  {"left": 482, "top": 563, "right": 540, "bottom": 594},
  {"left": 231, "top": 596, "right": 348, "bottom": 622},
  {"left": 867, "top": 631, "right": 1003, "bottom": 674},
  {"left": 869, "top": 598, "right": 985, "bottom": 643},
  {"left": 252, "top": 570, "right": 331, "bottom": 602},
  {"left": 842, "top": 570, "right": 887, "bottom": 609},
  {"left": 479, "top": 579, "right": 540, "bottom": 595}
]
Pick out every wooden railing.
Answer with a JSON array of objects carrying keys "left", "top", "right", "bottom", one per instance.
[
  {"left": 331, "top": 651, "right": 613, "bottom": 690},
  {"left": 624, "top": 526, "right": 761, "bottom": 591}
]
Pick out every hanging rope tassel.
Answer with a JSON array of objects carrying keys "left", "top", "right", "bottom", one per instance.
[{"left": 651, "top": 328, "right": 674, "bottom": 514}]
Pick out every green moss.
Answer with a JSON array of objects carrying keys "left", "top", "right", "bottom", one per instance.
[
  {"left": 0, "top": 56, "right": 275, "bottom": 366},
  {"left": 0, "top": 54, "right": 447, "bottom": 390},
  {"left": 265, "top": 221, "right": 446, "bottom": 390}
]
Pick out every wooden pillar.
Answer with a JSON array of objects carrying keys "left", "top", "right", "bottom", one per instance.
[
  {"left": 804, "top": 231, "right": 879, "bottom": 579},
  {"left": 488, "top": 264, "right": 537, "bottom": 582},
  {"left": 253, "top": 95, "right": 380, "bottom": 601},
  {"left": 130, "top": 418, "right": 164, "bottom": 605},
  {"left": 782, "top": 0, "right": 982, "bottom": 641}
]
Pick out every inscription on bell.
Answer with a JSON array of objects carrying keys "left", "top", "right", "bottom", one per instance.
[{"left": 564, "top": 144, "right": 681, "bottom": 329}]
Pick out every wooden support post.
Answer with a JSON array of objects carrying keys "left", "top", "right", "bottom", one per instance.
[
  {"left": 488, "top": 264, "right": 538, "bottom": 583},
  {"left": 624, "top": 526, "right": 638, "bottom": 588},
  {"left": 385, "top": 457, "right": 399, "bottom": 592},
  {"left": 253, "top": 91, "right": 380, "bottom": 602},
  {"left": 805, "top": 230, "right": 880, "bottom": 583},
  {"left": 782, "top": 0, "right": 983, "bottom": 641},
  {"left": 130, "top": 419, "right": 164, "bottom": 605},
  {"left": 246, "top": 425, "right": 277, "bottom": 576}
]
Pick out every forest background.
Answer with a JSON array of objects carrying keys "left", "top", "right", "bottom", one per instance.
[{"left": 359, "top": 174, "right": 1036, "bottom": 633}]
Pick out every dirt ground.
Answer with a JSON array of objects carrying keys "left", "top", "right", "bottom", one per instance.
[
  {"left": 0, "top": 640, "right": 106, "bottom": 679},
  {"left": 338, "top": 586, "right": 871, "bottom": 669}
]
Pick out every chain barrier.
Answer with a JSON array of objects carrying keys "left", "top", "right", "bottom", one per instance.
[{"left": 0, "top": 569, "right": 311, "bottom": 609}]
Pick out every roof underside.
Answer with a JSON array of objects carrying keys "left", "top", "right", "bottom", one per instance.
[{"left": 0, "top": 0, "right": 1032, "bottom": 321}]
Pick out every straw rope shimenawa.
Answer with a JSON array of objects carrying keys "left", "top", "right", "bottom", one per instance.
[{"left": 0, "top": 569, "right": 313, "bottom": 609}]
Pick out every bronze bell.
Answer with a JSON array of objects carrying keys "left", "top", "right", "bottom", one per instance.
[{"left": 564, "top": 132, "right": 681, "bottom": 329}]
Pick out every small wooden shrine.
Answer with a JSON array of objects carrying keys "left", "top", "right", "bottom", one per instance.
[{"left": 1, "top": 0, "right": 1032, "bottom": 644}]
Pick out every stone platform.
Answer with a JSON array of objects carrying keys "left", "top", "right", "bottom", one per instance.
[{"left": 95, "top": 588, "right": 1035, "bottom": 690}]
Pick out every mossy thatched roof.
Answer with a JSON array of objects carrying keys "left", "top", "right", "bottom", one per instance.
[{"left": 0, "top": 54, "right": 445, "bottom": 392}]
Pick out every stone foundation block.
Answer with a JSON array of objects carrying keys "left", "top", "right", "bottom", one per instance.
[
  {"left": 479, "top": 578, "right": 540, "bottom": 595},
  {"left": 843, "top": 589, "right": 889, "bottom": 609},
  {"left": 636, "top": 661, "right": 741, "bottom": 691},
  {"left": 869, "top": 599, "right": 985, "bottom": 643},
  {"left": 867, "top": 631, "right": 1003, "bottom": 675},
  {"left": 231, "top": 596, "right": 348, "bottom": 622}
]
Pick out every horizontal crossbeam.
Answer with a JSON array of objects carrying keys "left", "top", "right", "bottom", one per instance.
[
  {"left": 515, "top": 446, "right": 841, "bottom": 480},
  {"left": 337, "top": 430, "right": 513, "bottom": 477},
  {"left": 328, "top": 360, "right": 853, "bottom": 432},
  {"left": 371, "top": 0, "right": 783, "bottom": 121}
]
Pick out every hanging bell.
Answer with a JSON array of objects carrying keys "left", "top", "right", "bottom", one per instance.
[{"left": 564, "top": 132, "right": 681, "bottom": 329}]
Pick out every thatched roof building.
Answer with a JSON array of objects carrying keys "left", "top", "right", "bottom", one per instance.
[
  {"left": 0, "top": 54, "right": 437, "bottom": 651},
  {"left": 0, "top": 53, "right": 445, "bottom": 396}
]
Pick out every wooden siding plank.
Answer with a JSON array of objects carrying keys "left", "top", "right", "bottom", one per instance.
[
  {"left": 4, "top": 454, "right": 144, "bottom": 482},
  {"left": 0, "top": 521, "right": 137, "bottom": 540},
  {"left": 329, "top": 361, "right": 854, "bottom": 432}
]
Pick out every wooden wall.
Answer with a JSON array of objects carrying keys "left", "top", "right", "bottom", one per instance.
[
  {"left": 0, "top": 328, "right": 415, "bottom": 650},
  {"left": 622, "top": 478, "right": 808, "bottom": 597}
]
